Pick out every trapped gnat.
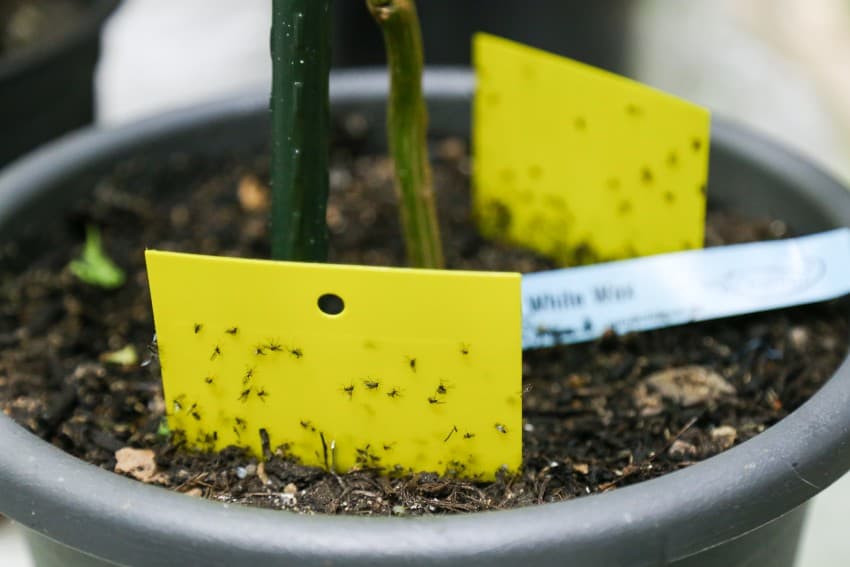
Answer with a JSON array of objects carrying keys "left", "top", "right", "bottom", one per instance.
[{"left": 145, "top": 250, "right": 521, "bottom": 479}]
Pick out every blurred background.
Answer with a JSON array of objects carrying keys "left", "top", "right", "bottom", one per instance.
[
  {"left": 2, "top": 0, "right": 850, "bottom": 564},
  {"left": 93, "top": 0, "right": 850, "bottom": 187}
]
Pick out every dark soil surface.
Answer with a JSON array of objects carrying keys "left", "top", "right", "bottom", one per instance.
[
  {"left": 0, "top": 138, "right": 847, "bottom": 516},
  {"left": 0, "top": 0, "right": 83, "bottom": 58}
]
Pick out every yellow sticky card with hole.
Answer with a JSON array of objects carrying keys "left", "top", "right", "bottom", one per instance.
[
  {"left": 145, "top": 250, "right": 521, "bottom": 480},
  {"left": 473, "top": 34, "right": 710, "bottom": 265}
]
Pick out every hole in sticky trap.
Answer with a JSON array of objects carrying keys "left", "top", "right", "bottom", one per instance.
[{"left": 318, "top": 293, "right": 345, "bottom": 316}]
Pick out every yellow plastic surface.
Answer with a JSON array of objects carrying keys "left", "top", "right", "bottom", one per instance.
[
  {"left": 145, "top": 250, "right": 522, "bottom": 480},
  {"left": 473, "top": 34, "right": 711, "bottom": 265}
]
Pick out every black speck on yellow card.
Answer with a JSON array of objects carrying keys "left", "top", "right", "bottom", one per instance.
[
  {"left": 145, "top": 250, "right": 521, "bottom": 480},
  {"left": 473, "top": 34, "right": 710, "bottom": 265}
]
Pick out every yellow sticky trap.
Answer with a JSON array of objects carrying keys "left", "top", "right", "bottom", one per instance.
[
  {"left": 145, "top": 251, "right": 521, "bottom": 480},
  {"left": 473, "top": 34, "right": 711, "bottom": 265}
]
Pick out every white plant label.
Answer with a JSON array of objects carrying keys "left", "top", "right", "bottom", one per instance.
[{"left": 521, "top": 229, "right": 850, "bottom": 350}]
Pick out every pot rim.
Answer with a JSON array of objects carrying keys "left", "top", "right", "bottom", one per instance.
[
  {"left": 0, "top": 0, "right": 119, "bottom": 83},
  {"left": 1, "top": 69, "right": 849, "bottom": 566}
]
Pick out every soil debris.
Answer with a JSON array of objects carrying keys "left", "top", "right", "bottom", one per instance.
[
  {"left": 237, "top": 174, "right": 269, "bottom": 213},
  {"left": 643, "top": 365, "right": 735, "bottom": 407},
  {"left": 668, "top": 439, "right": 698, "bottom": 460},
  {"left": 115, "top": 447, "right": 165, "bottom": 484},
  {"left": 710, "top": 425, "right": 738, "bottom": 450}
]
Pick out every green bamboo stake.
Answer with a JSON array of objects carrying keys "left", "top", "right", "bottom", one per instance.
[
  {"left": 366, "top": 0, "right": 444, "bottom": 269},
  {"left": 270, "top": 0, "right": 331, "bottom": 262}
]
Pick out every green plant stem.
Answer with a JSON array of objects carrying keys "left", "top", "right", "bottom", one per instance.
[
  {"left": 270, "top": 0, "right": 331, "bottom": 262},
  {"left": 366, "top": 0, "right": 444, "bottom": 269}
]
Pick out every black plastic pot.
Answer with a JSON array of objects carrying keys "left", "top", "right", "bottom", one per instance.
[
  {"left": 1, "top": 69, "right": 850, "bottom": 567},
  {"left": 333, "top": 1, "right": 632, "bottom": 73},
  {"left": 0, "top": 0, "right": 118, "bottom": 168}
]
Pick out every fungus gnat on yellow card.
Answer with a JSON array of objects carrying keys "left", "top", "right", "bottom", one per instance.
[
  {"left": 145, "top": 250, "right": 521, "bottom": 480},
  {"left": 473, "top": 34, "right": 711, "bottom": 265}
]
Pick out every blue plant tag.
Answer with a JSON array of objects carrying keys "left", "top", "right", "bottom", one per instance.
[{"left": 522, "top": 229, "right": 850, "bottom": 349}]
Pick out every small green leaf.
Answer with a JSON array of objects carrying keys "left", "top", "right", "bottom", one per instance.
[
  {"left": 69, "top": 225, "right": 125, "bottom": 289},
  {"left": 157, "top": 418, "right": 171, "bottom": 438},
  {"left": 99, "top": 345, "right": 139, "bottom": 366}
]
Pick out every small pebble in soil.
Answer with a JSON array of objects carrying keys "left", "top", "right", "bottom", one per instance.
[{"left": 711, "top": 425, "right": 738, "bottom": 450}]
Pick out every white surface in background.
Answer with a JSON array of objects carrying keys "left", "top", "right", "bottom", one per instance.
[
  {"left": 2, "top": 1, "right": 849, "bottom": 565},
  {"left": 631, "top": 0, "right": 850, "bottom": 183},
  {"left": 800, "top": 473, "right": 850, "bottom": 565},
  {"left": 0, "top": 523, "right": 32, "bottom": 567},
  {"left": 740, "top": 0, "right": 850, "bottom": 150},
  {"left": 96, "top": 0, "right": 271, "bottom": 124}
]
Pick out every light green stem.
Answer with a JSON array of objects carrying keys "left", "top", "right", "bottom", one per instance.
[{"left": 366, "top": 0, "right": 444, "bottom": 269}]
